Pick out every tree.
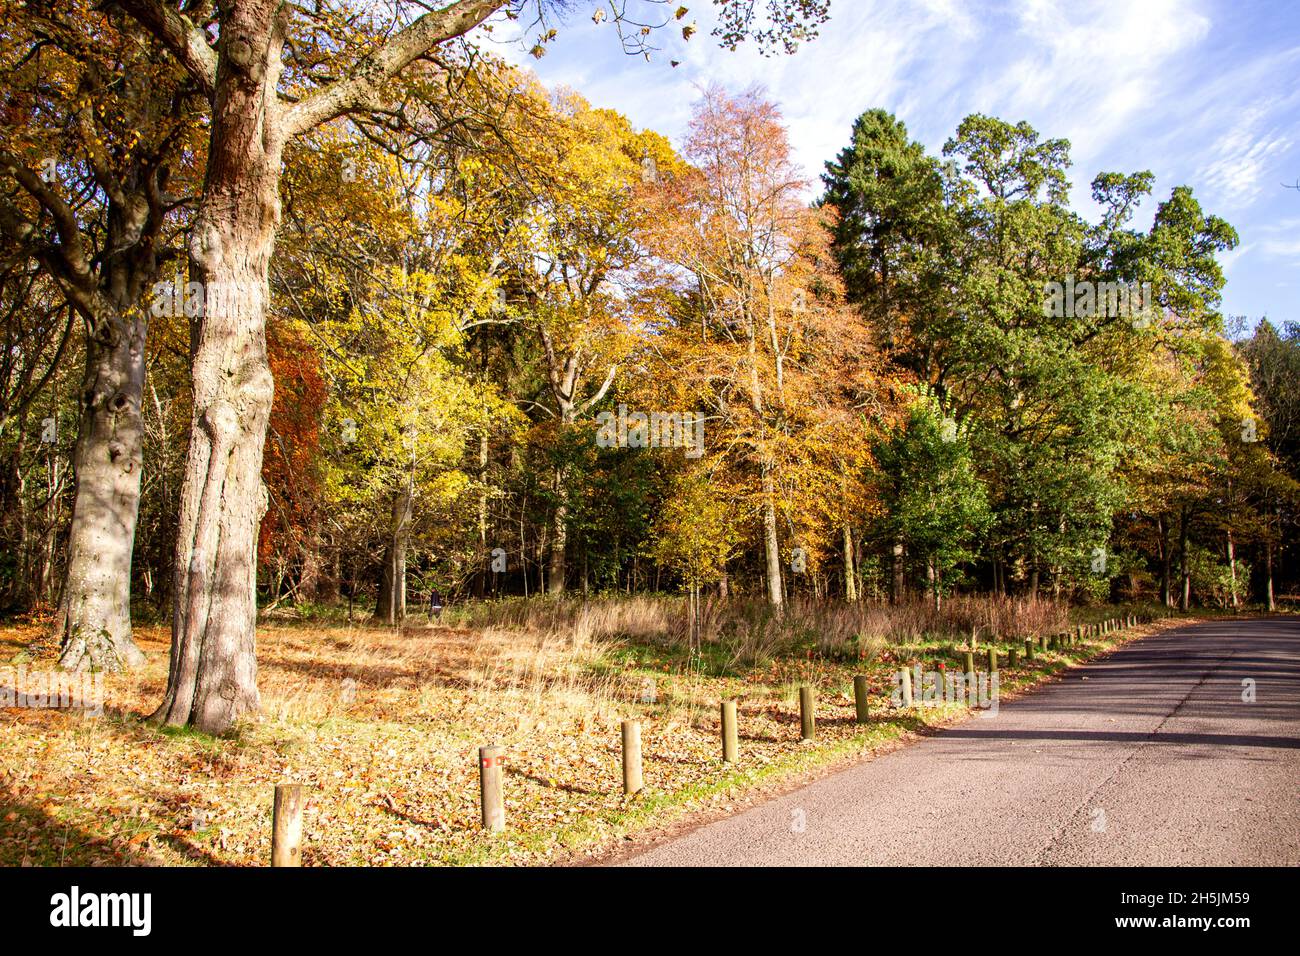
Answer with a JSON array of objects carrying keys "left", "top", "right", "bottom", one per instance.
[
  {"left": 0, "top": 1, "right": 204, "bottom": 669},
  {"left": 117, "top": 0, "right": 829, "bottom": 731},
  {"left": 503, "top": 96, "right": 672, "bottom": 594},
  {"left": 873, "top": 391, "right": 989, "bottom": 608}
]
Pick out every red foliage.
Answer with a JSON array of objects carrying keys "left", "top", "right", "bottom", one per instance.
[{"left": 259, "top": 321, "right": 326, "bottom": 568}]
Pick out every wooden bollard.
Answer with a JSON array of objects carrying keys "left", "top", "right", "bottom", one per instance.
[
  {"left": 720, "top": 701, "right": 738, "bottom": 762},
  {"left": 1024, "top": 639, "right": 1034, "bottom": 661},
  {"left": 1077, "top": 624, "right": 1085, "bottom": 641},
  {"left": 799, "top": 685, "right": 816, "bottom": 740},
  {"left": 900, "top": 667, "right": 913, "bottom": 708},
  {"left": 1009, "top": 648, "right": 1019, "bottom": 668},
  {"left": 271, "top": 784, "right": 303, "bottom": 867},
  {"left": 963, "top": 650, "right": 975, "bottom": 675},
  {"left": 1039, "top": 634, "right": 1048, "bottom": 651},
  {"left": 621, "top": 720, "right": 643, "bottom": 795},
  {"left": 986, "top": 647, "right": 997, "bottom": 673},
  {"left": 853, "top": 676, "right": 870, "bottom": 724},
  {"left": 479, "top": 744, "right": 506, "bottom": 832}
]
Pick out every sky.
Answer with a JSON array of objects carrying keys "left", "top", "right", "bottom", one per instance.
[{"left": 475, "top": 0, "right": 1300, "bottom": 329}]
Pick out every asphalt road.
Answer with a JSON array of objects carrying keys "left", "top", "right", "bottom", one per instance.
[{"left": 618, "top": 617, "right": 1300, "bottom": 866}]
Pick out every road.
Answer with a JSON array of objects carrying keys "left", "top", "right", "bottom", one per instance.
[{"left": 617, "top": 617, "right": 1300, "bottom": 866}]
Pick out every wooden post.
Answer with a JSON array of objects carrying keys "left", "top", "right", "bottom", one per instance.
[
  {"left": 799, "top": 685, "right": 815, "bottom": 740},
  {"left": 720, "top": 702, "right": 738, "bottom": 762},
  {"left": 853, "top": 676, "right": 870, "bottom": 723},
  {"left": 963, "top": 650, "right": 975, "bottom": 675},
  {"left": 479, "top": 745, "right": 506, "bottom": 832},
  {"left": 986, "top": 647, "right": 997, "bottom": 673},
  {"left": 271, "top": 784, "right": 303, "bottom": 867},
  {"left": 900, "top": 667, "right": 913, "bottom": 708},
  {"left": 1024, "top": 639, "right": 1034, "bottom": 661},
  {"left": 1009, "top": 648, "right": 1019, "bottom": 668},
  {"left": 621, "top": 720, "right": 643, "bottom": 794},
  {"left": 1039, "top": 634, "right": 1048, "bottom": 651}
]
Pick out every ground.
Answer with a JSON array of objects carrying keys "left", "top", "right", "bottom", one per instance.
[{"left": 0, "top": 605, "right": 1167, "bottom": 866}]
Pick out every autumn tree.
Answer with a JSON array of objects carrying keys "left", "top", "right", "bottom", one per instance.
[
  {"left": 640, "top": 87, "right": 885, "bottom": 607},
  {"left": 0, "top": 1, "right": 205, "bottom": 668}
]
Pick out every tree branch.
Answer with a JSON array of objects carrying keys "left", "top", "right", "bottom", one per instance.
[
  {"left": 284, "top": 0, "right": 507, "bottom": 139},
  {"left": 117, "top": 0, "right": 218, "bottom": 99}
]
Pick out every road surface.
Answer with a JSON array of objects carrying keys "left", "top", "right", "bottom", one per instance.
[{"left": 618, "top": 617, "right": 1300, "bottom": 866}]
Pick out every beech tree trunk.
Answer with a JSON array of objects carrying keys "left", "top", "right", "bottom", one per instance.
[
  {"left": 842, "top": 524, "right": 857, "bottom": 602},
  {"left": 1266, "top": 538, "right": 1275, "bottom": 612},
  {"left": 1179, "top": 506, "right": 1191, "bottom": 611},
  {"left": 762, "top": 466, "right": 783, "bottom": 608},
  {"left": 56, "top": 313, "right": 147, "bottom": 671},
  {"left": 151, "top": 9, "right": 285, "bottom": 731},
  {"left": 548, "top": 466, "right": 568, "bottom": 596},
  {"left": 1226, "top": 532, "right": 1239, "bottom": 609},
  {"left": 1158, "top": 514, "right": 1171, "bottom": 607},
  {"left": 376, "top": 487, "right": 412, "bottom": 625},
  {"left": 892, "top": 539, "right": 905, "bottom": 604}
]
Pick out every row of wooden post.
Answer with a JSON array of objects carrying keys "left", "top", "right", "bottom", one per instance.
[{"left": 269, "top": 611, "right": 1159, "bottom": 860}]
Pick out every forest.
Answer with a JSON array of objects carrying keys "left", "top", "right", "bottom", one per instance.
[{"left": 1, "top": 0, "right": 1297, "bottom": 748}]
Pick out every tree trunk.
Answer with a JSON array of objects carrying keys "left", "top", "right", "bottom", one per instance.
[
  {"left": 1158, "top": 514, "right": 1171, "bottom": 607},
  {"left": 1179, "top": 506, "right": 1191, "bottom": 611},
  {"left": 297, "top": 534, "right": 321, "bottom": 602},
  {"left": 375, "top": 486, "right": 412, "bottom": 625},
  {"left": 892, "top": 539, "right": 905, "bottom": 604},
  {"left": 548, "top": 466, "right": 568, "bottom": 595},
  {"left": 151, "top": 11, "right": 286, "bottom": 732},
  {"left": 56, "top": 313, "right": 148, "bottom": 670},
  {"left": 842, "top": 524, "right": 856, "bottom": 602},
  {"left": 1226, "top": 532, "right": 1239, "bottom": 609},
  {"left": 1266, "top": 537, "right": 1275, "bottom": 612},
  {"left": 761, "top": 466, "right": 783, "bottom": 608}
]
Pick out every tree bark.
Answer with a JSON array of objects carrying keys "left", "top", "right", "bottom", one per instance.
[
  {"left": 56, "top": 311, "right": 148, "bottom": 670},
  {"left": 150, "top": 6, "right": 286, "bottom": 732},
  {"left": 762, "top": 466, "right": 783, "bottom": 608},
  {"left": 1158, "top": 514, "right": 1171, "bottom": 607},
  {"left": 548, "top": 466, "right": 568, "bottom": 596},
  {"left": 1179, "top": 506, "right": 1191, "bottom": 611},
  {"left": 376, "top": 486, "right": 412, "bottom": 625},
  {"left": 892, "top": 539, "right": 905, "bottom": 604},
  {"left": 842, "top": 524, "right": 857, "bottom": 602},
  {"left": 1226, "top": 531, "right": 1239, "bottom": 609},
  {"left": 1266, "top": 536, "right": 1275, "bottom": 612}
]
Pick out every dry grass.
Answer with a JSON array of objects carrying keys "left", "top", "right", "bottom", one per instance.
[{"left": 0, "top": 597, "right": 1148, "bottom": 867}]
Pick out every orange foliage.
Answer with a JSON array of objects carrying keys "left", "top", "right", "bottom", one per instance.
[{"left": 260, "top": 321, "right": 327, "bottom": 566}]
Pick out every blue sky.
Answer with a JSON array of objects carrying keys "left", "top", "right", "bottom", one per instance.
[{"left": 480, "top": 0, "right": 1299, "bottom": 329}]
